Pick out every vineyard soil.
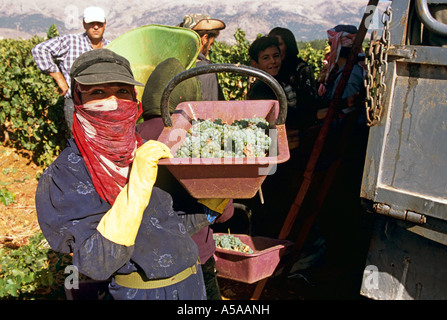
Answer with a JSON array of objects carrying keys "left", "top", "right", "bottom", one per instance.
[{"left": 0, "top": 145, "right": 41, "bottom": 249}]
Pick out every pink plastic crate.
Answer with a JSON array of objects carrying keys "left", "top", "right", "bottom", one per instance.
[
  {"left": 213, "top": 233, "right": 294, "bottom": 284},
  {"left": 157, "top": 100, "right": 290, "bottom": 199}
]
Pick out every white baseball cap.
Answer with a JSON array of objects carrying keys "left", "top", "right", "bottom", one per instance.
[{"left": 83, "top": 7, "right": 106, "bottom": 23}]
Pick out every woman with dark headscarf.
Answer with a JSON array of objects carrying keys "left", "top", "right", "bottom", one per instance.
[
  {"left": 268, "top": 27, "right": 319, "bottom": 131},
  {"left": 268, "top": 27, "right": 299, "bottom": 81},
  {"left": 35, "top": 49, "right": 231, "bottom": 300}
]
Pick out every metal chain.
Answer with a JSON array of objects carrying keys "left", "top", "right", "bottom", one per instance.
[{"left": 364, "top": 5, "right": 393, "bottom": 127}]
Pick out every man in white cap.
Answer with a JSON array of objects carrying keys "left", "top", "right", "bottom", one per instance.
[
  {"left": 32, "top": 6, "right": 110, "bottom": 135},
  {"left": 179, "top": 14, "right": 226, "bottom": 101}
]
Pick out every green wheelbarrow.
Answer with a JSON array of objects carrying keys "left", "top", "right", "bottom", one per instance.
[{"left": 106, "top": 24, "right": 201, "bottom": 100}]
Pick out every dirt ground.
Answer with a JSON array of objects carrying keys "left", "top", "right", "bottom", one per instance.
[
  {"left": 0, "top": 143, "right": 372, "bottom": 300},
  {"left": 0, "top": 145, "right": 42, "bottom": 249}
]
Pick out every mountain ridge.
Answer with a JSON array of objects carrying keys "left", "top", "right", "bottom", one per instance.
[{"left": 0, "top": 0, "right": 390, "bottom": 43}]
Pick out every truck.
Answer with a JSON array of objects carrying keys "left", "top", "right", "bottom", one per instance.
[{"left": 359, "top": 0, "right": 447, "bottom": 300}]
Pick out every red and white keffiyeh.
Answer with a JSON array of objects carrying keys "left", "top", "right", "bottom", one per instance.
[
  {"left": 325, "top": 28, "right": 357, "bottom": 83},
  {"left": 72, "top": 83, "right": 143, "bottom": 205},
  {"left": 318, "top": 27, "right": 357, "bottom": 96}
]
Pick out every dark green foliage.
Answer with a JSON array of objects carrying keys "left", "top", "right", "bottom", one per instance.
[{"left": 0, "top": 24, "right": 69, "bottom": 168}]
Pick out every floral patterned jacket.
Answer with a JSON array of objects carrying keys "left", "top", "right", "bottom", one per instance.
[{"left": 35, "top": 139, "right": 209, "bottom": 299}]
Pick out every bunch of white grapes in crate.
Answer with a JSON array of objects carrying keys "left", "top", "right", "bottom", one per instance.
[
  {"left": 175, "top": 117, "right": 272, "bottom": 158},
  {"left": 213, "top": 233, "right": 254, "bottom": 254}
]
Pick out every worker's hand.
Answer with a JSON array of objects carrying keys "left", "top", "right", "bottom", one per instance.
[
  {"left": 132, "top": 140, "right": 172, "bottom": 184},
  {"left": 199, "top": 199, "right": 233, "bottom": 224},
  {"left": 96, "top": 140, "right": 172, "bottom": 247},
  {"left": 57, "top": 85, "right": 69, "bottom": 96},
  {"left": 49, "top": 72, "right": 69, "bottom": 96},
  {"left": 317, "top": 108, "right": 328, "bottom": 120},
  {"left": 347, "top": 93, "right": 359, "bottom": 108},
  {"left": 198, "top": 198, "right": 230, "bottom": 214},
  {"left": 126, "top": 140, "right": 172, "bottom": 201},
  {"left": 134, "top": 140, "right": 173, "bottom": 166}
]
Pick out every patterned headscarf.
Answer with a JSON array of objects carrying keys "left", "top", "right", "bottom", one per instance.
[
  {"left": 72, "top": 82, "right": 143, "bottom": 205},
  {"left": 325, "top": 25, "right": 358, "bottom": 82}
]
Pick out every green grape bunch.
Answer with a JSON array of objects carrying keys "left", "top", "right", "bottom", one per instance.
[
  {"left": 175, "top": 118, "right": 272, "bottom": 159},
  {"left": 213, "top": 233, "right": 254, "bottom": 254}
]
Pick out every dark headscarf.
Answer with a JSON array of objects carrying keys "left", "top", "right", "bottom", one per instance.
[
  {"left": 268, "top": 27, "right": 300, "bottom": 71},
  {"left": 268, "top": 27, "right": 304, "bottom": 84}
]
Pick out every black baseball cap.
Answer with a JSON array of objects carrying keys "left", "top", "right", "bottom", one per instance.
[{"left": 70, "top": 49, "right": 144, "bottom": 88}]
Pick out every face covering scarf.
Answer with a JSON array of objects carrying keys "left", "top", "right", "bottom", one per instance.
[{"left": 72, "top": 85, "right": 143, "bottom": 205}]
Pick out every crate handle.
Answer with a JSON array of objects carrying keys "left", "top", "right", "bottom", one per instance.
[{"left": 159, "top": 63, "right": 288, "bottom": 127}]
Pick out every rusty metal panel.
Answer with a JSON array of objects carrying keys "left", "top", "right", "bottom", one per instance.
[
  {"left": 361, "top": 58, "right": 447, "bottom": 221},
  {"left": 389, "top": 0, "right": 412, "bottom": 45},
  {"left": 361, "top": 2, "right": 447, "bottom": 222},
  {"left": 388, "top": 44, "right": 447, "bottom": 65},
  {"left": 360, "top": 0, "right": 447, "bottom": 300},
  {"left": 379, "top": 62, "right": 447, "bottom": 214},
  {"left": 360, "top": 216, "right": 447, "bottom": 300}
]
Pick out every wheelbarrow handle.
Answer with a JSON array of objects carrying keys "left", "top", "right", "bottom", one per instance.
[{"left": 160, "top": 63, "right": 288, "bottom": 127}]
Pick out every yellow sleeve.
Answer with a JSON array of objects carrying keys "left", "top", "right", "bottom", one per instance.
[{"left": 96, "top": 140, "right": 172, "bottom": 246}]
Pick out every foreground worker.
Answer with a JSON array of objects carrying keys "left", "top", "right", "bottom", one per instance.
[{"left": 35, "top": 49, "right": 229, "bottom": 300}]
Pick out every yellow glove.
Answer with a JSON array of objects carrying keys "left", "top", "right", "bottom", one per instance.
[
  {"left": 96, "top": 140, "right": 172, "bottom": 246},
  {"left": 198, "top": 198, "right": 230, "bottom": 214}
]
